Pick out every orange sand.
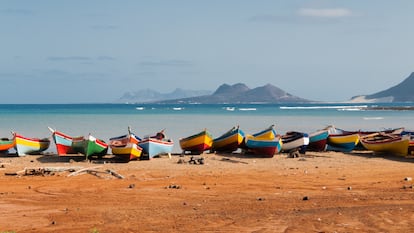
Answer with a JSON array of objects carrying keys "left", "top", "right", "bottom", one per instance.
[{"left": 0, "top": 151, "right": 414, "bottom": 232}]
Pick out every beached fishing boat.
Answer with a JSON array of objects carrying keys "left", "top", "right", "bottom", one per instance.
[
  {"left": 326, "top": 126, "right": 360, "bottom": 152},
  {"left": 13, "top": 133, "right": 50, "bottom": 156},
  {"left": 0, "top": 135, "right": 15, "bottom": 152},
  {"left": 360, "top": 133, "right": 410, "bottom": 156},
  {"left": 48, "top": 127, "right": 79, "bottom": 155},
  {"left": 138, "top": 130, "right": 174, "bottom": 158},
  {"left": 307, "top": 129, "right": 329, "bottom": 151},
  {"left": 179, "top": 129, "right": 213, "bottom": 154},
  {"left": 244, "top": 134, "right": 282, "bottom": 157},
  {"left": 72, "top": 134, "right": 108, "bottom": 159},
  {"left": 350, "top": 127, "right": 404, "bottom": 150},
  {"left": 212, "top": 126, "right": 245, "bottom": 153},
  {"left": 281, "top": 131, "right": 309, "bottom": 153},
  {"left": 109, "top": 129, "right": 142, "bottom": 161},
  {"left": 400, "top": 130, "right": 414, "bottom": 155},
  {"left": 249, "top": 125, "right": 277, "bottom": 140},
  {"left": 111, "top": 143, "right": 143, "bottom": 161}
]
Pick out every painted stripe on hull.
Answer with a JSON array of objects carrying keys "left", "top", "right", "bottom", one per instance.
[
  {"left": 181, "top": 143, "right": 211, "bottom": 154},
  {"left": 213, "top": 130, "right": 244, "bottom": 152},
  {"left": 139, "top": 139, "right": 174, "bottom": 158},
  {"left": 111, "top": 145, "right": 142, "bottom": 160},
  {"left": 15, "top": 135, "right": 50, "bottom": 156},
  {"left": 15, "top": 143, "right": 50, "bottom": 156},
  {"left": 0, "top": 139, "right": 15, "bottom": 151},
  {"left": 179, "top": 130, "right": 213, "bottom": 153},
  {"left": 326, "top": 142, "right": 357, "bottom": 152},
  {"left": 53, "top": 134, "right": 76, "bottom": 155}
]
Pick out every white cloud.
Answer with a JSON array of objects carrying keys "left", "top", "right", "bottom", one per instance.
[{"left": 298, "top": 8, "right": 352, "bottom": 18}]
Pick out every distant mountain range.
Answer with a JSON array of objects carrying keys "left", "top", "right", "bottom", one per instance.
[
  {"left": 350, "top": 72, "right": 414, "bottom": 103},
  {"left": 118, "top": 72, "right": 414, "bottom": 104},
  {"left": 117, "top": 88, "right": 212, "bottom": 103},
  {"left": 150, "top": 83, "right": 310, "bottom": 104},
  {"left": 118, "top": 83, "right": 310, "bottom": 104}
]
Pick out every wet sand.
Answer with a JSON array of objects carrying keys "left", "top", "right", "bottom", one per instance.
[{"left": 1, "top": 151, "right": 414, "bottom": 232}]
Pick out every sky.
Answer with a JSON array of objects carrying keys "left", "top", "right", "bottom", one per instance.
[{"left": 1, "top": 0, "right": 413, "bottom": 103}]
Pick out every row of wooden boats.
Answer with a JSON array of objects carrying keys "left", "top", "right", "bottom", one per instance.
[
  {"left": 178, "top": 125, "right": 413, "bottom": 158},
  {"left": 0, "top": 127, "right": 174, "bottom": 161},
  {"left": 0, "top": 125, "right": 412, "bottom": 160},
  {"left": 179, "top": 125, "right": 309, "bottom": 157}
]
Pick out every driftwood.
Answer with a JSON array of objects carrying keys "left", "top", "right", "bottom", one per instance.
[
  {"left": 4, "top": 165, "right": 124, "bottom": 179},
  {"left": 67, "top": 166, "right": 124, "bottom": 179},
  {"left": 12, "top": 166, "right": 84, "bottom": 176},
  {"left": 220, "top": 157, "right": 249, "bottom": 164},
  {"left": 106, "top": 169, "right": 125, "bottom": 179},
  {"left": 67, "top": 166, "right": 102, "bottom": 177}
]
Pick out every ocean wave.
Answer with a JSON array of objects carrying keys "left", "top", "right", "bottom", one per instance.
[
  {"left": 363, "top": 117, "right": 384, "bottom": 120},
  {"left": 280, "top": 105, "right": 368, "bottom": 110},
  {"left": 238, "top": 108, "right": 257, "bottom": 111},
  {"left": 224, "top": 107, "right": 235, "bottom": 111},
  {"left": 337, "top": 108, "right": 365, "bottom": 111}
]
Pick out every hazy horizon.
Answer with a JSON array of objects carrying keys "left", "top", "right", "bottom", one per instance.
[{"left": 1, "top": 1, "right": 413, "bottom": 104}]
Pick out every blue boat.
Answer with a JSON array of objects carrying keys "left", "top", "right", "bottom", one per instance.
[
  {"left": 326, "top": 126, "right": 359, "bottom": 152},
  {"left": 307, "top": 129, "right": 329, "bottom": 151},
  {"left": 244, "top": 135, "right": 282, "bottom": 158},
  {"left": 138, "top": 130, "right": 174, "bottom": 159}
]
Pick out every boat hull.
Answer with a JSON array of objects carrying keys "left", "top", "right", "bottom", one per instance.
[
  {"left": 307, "top": 130, "right": 329, "bottom": 152},
  {"left": 212, "top": 127, "right": 245, "bottom": 153},
  {"left": 0, "top": 137, "right": 15, "bottom": 152},
  {"left": 14, "top": 133, "right": 50, "bottom": 156},
  {"left": 111, "top": 143, "right": 143, "bottom": 161},
  {"left": 50, "top": 130, "right": 78, "bottom": 155},
  {"left": 361, "top": 134, "right": 409, "bottom": 156},
  {"left": 281, "top": 132, "right": 309, "bottom": 153},
  {"left": 252, "top": 125, "right": 277, "bottom": 140},
  {"left": 325, "top": 126, "right": 360, "bottom": 152},
  {"left": 244, "top": 136, "right": 282, "bottom": 158},
  {"left": 139, "top": 138, "right": 174, "bottom": 158},
  {"left": 327, "top": 133, "right": 359, "bottom": 152},
  {"left": 72, "top": 135, "right": 108, "bottom": 158},
  {"left": 110, "top": 132, "right": 142, "bottom": 161},
  {"left": 179, "top": 130, "right": 213, "bottom": 154}
]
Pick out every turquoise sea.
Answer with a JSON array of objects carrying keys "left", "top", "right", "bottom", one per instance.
[{"left": 1, "top": 103, "right": 414, "bottom": 153}]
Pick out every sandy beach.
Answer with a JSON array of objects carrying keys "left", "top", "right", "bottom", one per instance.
[{"left": 1, "top": 151, "right": 414, "bottom": 233}]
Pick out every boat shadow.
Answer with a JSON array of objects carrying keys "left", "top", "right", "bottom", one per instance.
[
  {"left": 36, "top": 154, "right": 87, "bottom": 163},
  {"left": 36, "top": 154, "right": 132, "bottom": 164},
  {"left": 0, "top": 151, "right": 19, "bottom": 157},
  {"left": 210, "top": 151, "right": 333, "bottom": 160},
  {"left": 348, "top": 150, "right": 414, "bottom": 163},
  {"left": 210, "top": 151, "right": 282, "bottom": 162}
]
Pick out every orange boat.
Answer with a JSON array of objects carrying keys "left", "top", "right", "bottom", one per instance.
[{"left": 0, "top": 135, "right": 15, "bottom": 152}]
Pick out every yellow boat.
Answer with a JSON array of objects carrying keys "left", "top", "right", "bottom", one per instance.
[
  {"left": 212, "top": 126, "right": 245, "bottom": 153},
  {"left": 326, "top": 126, "right": 359, "bottom": 152},
  {"left": 250, "top": 125, "right": 277, "bottom": 140},
  {"left": 360, "top": 133, "right": 409, "bottom": 156},
  {"left": 111, "top": 143, "right": 143, "bottom": 161},
  {"left": 110, "top": 129, "right": 142, "bottom": 161},
  {"left": 179, "top": 129, "right": 213, "bottom": 154},
  {"left": 14, "top": 133, "right": 50, "bottom": 156}
]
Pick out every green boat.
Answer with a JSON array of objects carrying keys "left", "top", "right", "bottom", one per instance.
[{"left": 72, "top": 134, "right": 108, "bottom": 159}]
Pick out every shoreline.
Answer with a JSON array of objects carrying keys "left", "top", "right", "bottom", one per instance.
[{"left": 1, "top": 151, "right": 414, "bottom": 232}]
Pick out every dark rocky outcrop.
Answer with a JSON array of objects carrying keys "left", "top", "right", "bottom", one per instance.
[
  {"left": 350, "top": 72, "right": 414, "bottom": 102},
  {"left": 158, "top": 83, "right": 311, "bottom": 104}
]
